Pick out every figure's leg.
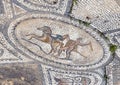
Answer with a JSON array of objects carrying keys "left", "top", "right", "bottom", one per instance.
[
  {"left": 58, "top": 49, "right": 62, "bottom": 56},
  {"left": 57, "top": 42, "right": 64, "bottom": 56},
  {"left": 58, "top": 46, "right": 68, "bottom": 56}
]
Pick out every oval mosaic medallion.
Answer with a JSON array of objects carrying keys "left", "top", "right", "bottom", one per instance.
[{"left": 5, "top": 13, "right": 110, "bottom": 70}]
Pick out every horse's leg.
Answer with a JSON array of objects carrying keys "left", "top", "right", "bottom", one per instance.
[
  {"left": 57, "top": 42, "right": 64, "bottom": 56},
  {"left": 83, "top": 42, "right": 93, "bottom": 51},
  {"left": 48, "top": 42, "right": 56, "bottom": 54},
  {"left": 79, "top": 41, "right": 93, "bottom": 51},
  {"left": 73, "top": 46, "right": 87, "bottom": 58},
  {"left": 89, "top": 42, "right": 93, "bottom": 51},
  {"left": 48, "top": 48, "right": 53, "bottom": 54},
  {"left": 58, "top": 47, "right": 69, "bottom": 59},
  {"left": 75, "top": 50, "right": 87, "bottom": 58},
  {"left": 58, "top": 49, "right": 62, "bottom": 56},
  {"left": 65, "top": 49, "right": 71, "bottom": 60},
  {"left": 58, "top": 45, "right": 68, "bottom": 56},
  {"left": 47, "top": 39, "right": 55, "bottom": 54},
  {"left": 49, "top": 41, "right": 60, "bottom": 56}
]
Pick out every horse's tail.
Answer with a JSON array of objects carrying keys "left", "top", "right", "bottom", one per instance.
[{"left": 22, "top": 38, "right": 50, "bottom": 55}]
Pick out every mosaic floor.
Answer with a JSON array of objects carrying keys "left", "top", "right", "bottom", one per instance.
[{"left": 0, "top": 0, "right": 120, "bottom": 85}]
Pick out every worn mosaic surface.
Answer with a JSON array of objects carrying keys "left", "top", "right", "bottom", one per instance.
[{"left": 0, "top": 0, "right": 120, "bottom": 85}]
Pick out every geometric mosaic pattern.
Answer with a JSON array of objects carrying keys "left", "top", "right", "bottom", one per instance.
[{"left": 13, "top": 0, "right": 72, "bottom": 14}]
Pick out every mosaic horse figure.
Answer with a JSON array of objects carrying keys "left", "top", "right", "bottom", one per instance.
[
  {"left": 26, "top": 26, "right": 68, "bottom": 55},
  {"left": 26, "top": 26, "right": 93, "bottom": 60},
  {"left": 58, "top": 36, "right": 93, "bottom": 59}
]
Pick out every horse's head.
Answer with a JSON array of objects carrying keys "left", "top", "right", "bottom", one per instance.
[{"left": 37, "top": 26, "right": 52, "bottom": 34}]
